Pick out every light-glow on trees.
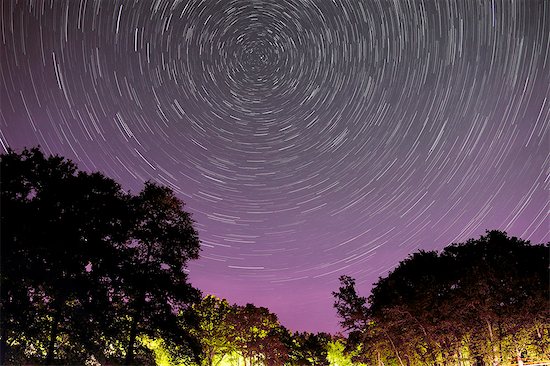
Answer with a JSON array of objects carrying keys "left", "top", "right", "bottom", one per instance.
[
  {"left": 333, "top": 231, "right": 550, "bottom": 365},
  {"left": 188, "top": 295, "right": 236, "bottom": 366}
]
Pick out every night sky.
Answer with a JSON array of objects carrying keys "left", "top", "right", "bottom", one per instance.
[{"left": 1, "top": 0, "right": 548, "bottom": 333}]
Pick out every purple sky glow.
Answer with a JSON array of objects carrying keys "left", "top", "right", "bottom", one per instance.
[{"left": 1, "top": 0, "right": 548, "bottom": 333}]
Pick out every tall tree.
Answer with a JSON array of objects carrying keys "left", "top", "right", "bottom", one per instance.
[
  {"left": 0, "top": 148, "right": 128, "bottom": 364},
  {"left": 187, "top": 295, "right": 236, "bottom": 366},
  {"left": 1, "top": 148, "right": 203, "bottom": 365},
  {"left": 333, "top": 275, "right": 368, "bottom": 332},
  {"left": 122, "top": 182, "right": 202, "bottom": 365},
  {"left": 228, "top": 303, "right": 287, "bottom": 366}
]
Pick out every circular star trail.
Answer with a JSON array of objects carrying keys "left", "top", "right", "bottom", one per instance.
[{"left": 1, "top": 0, "right": 549, "bottom": 332}]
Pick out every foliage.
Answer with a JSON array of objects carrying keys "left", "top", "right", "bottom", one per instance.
[
  {"left": 186, "top": 296, "right": 294, "bottom": 366},
  {"left": 289, "top": 331, "right": 332, "bottom": 366},
  {"left": 326, "top": 338, "right": 365, "bottom": 366},
  {"left": 333, "top": 275, "right": 368, "bottom": 332},
  {"left": 3, "top": 147, "right": 548, "bottom": 366},
  {"left": 0, "top": 147, "right": 202, "bottom": 365},
  {"left": 188, "top": 295, "right": 236, "bottom": 366},
  {"left": 333, "top": 230, "right": 550, "bottom": 366},
  {"left": 1, "top": 147, "right": 342, "bottom": 366},
  {"left": 121, "top": 181, "right": 202, "bottom": 364},
  {"left": 183, "top": 295, "right": 352, "bottom": 366}
]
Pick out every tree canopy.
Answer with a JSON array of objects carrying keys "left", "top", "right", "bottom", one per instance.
[
  {"left": 0, "top": 147, "right": 352, "bottom": 366},
  {"left": 333, "top": 230, "right": 549, "bottom": 365},
  {"left": 1, "top": 147, "right": 201, "bottom": 365},
  {"left": 2, "top": 147, "right": 548, "bottom": 366}
]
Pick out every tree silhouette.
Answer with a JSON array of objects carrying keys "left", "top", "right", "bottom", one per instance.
[
  {"left": 290, "top": 332, "right": 332, "bottom": 366},
  {"left": 333, "top": 230, "right": 550, "bottom": 365},
  {"left": 0, "top": 148, "right": 202, "bottom": 365},
  {"left": 3, "top": 147, "right": 549, "bottom": 366},
  {"left": 333, "top": 275, "right": 368, "bottom": 332},
  {"left": 121, "top": 181, "right": 201, "bottom": 365},
  {"left": 1, "top": 148, "right": 128, "bottom": 364}
]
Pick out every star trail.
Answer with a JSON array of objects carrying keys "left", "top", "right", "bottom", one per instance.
[{"left": 1, "top": 0, "right": 548, "bottom": 333}]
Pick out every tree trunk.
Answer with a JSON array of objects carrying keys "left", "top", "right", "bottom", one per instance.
[
  {"left": 515, "top": 346, "right": 523, "bottom": 366},
  {"left": 45, "top": 299, "right": 63, "bottom": 365},
  {"left": 534, "top": 322, "right": 546, "bottom": 356},
  {"left": 0, "top": 320, "right": 8, "bottom": 365},
  {"left": 485, "top": 319, "right": 500, "bottom": 366},
  {"left": 125, "top": 244, "right": 152, "bottom": 365},
  {"left": 382, "top": 330, "right": 405, "bottom": 366},
  {"left": 377, "top": 350, "right": 384, "bottom": 366},
  {"left": 124, "top": 297, "right": 144, "bottom": 366},
  {"left": 125, "top": 317, "right": 137, "bottom": 364}
]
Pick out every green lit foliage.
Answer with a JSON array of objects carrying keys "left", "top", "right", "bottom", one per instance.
[
  {"left": 139, "top": 335, "right": 197, "bottom": 366},
  {"left": 325, "top": 338, "right": 366, "bottom": 366},
  {"left": 333, "top": 231, "right": 550, "bottom": 366},
  {"left": 186, "top": 296, "right": 301, "bottom": 366},
  {"left": 187, "top": 295, "right": 236, "bottom": 366}
]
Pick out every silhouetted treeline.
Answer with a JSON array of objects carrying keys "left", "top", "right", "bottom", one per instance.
[
  {"left": 0, "top": 148, "right": 348, "bottom": 366},
  {"left": 1, "top": 147, "right": 202, "bottom": 364},
  {"left": 334, "top": 231, "right": 549, "bottom": 365},
  {"left": 2, "top": 148, "right": 548, "bottom": 366}
]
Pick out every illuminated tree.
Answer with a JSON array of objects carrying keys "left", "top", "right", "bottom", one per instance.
[
  {"left": 325, "top": 338, "right": 364, "bottom": 366},
  {"left": 188, "top": 295, "right": 236, "bottom": 366},
  {"left": 333, "top": 231, "right": 549, "bottom": 365},
  {"left": 441, "top": 231, "right": 550, "bottom": 364}
]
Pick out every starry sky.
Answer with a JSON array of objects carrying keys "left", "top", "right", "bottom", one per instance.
[{"left": 1, "top": 0, "right": 548, "bottom": 333}]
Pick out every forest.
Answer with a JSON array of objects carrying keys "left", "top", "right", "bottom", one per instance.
[{"left": 1, "top": 147, "right": 548, "bottom": 366}]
